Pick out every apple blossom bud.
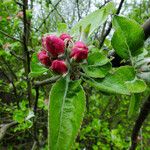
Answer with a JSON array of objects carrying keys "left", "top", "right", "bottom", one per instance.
[
  {"left": 70, "top": 41, "right": 88, "bottom": 62},
  {"left": 7, "top": 16, "right": 11, "bottom": 20},
  {"left": 16, "top": 11, "right": 23, "bottom": 18},
  {"left": 37, "top": 50, "right": 51, "bottom": 66},
  {"left": 59, "top": 33, "right": 72, "bottom": 41},
  {"left": 51, "top": 60, "right": 67, "bottom": 74},
  {"left": 45, "top": 35, "right": 65, "bottom": 58}
]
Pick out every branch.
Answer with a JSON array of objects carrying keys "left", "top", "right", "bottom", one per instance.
[
  {"left": 33, "top": 76, "right": 60, "bottom": 87},
  {"left": 129, "top": 95, "right": 150, "bottom": 150},
  {"left": 22, "top": 0, "right": 32, "bottom": 107},
  {"left": 0, "top": 29, "right": 23, "bottom": 43},
  {"left": 10, "top": 51, "right": 25, "bottom": 61},
  {"left": 142, "top": 18, "right": 150, "bottom": 39},
  {"left": 0, "top": 121, "right": 18, "bottom": 141},
  {"left": 34, "top": 87, "right": 39, "bottom": 115},
  {"left": 49, "top": 0, "right": 66, "bottom": 23},
  {"left": 1, "top": 68, "right": 19, "bottom": 107},
  {"left": 76, "top": 0, "right": 81, "bottom": 21},
  {"left": 99, "top": 0, "right": 125, "bottom": 48},
  {"left": 36, "top": 0, "right": 62, "bottom": 32}
]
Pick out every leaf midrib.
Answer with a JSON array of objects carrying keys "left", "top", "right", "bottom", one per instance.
[{"left": 55, "top": 78, "right": 69, "bottom": 149}]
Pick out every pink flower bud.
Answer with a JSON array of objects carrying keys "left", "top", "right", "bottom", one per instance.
[
  {"left": 45, "top": 35, "right": 65, "bottom": 58},
  {"left": 37, "top": 50, "right": 51, "bottom": 66},
  {"left": 16, "top": 11, "right": 23, "bottom": 18},
  {"left": 7, "top": 16, "right": 11, "bottom": 20},
  {"left": 51, "top": 60, "right": 67, "bottom": 74},
  {"left": 70, "top": 41, "right": 88, "bottom": 62},
  {"left": 59, "top": 33, "right": 72, "bottom": 41}
]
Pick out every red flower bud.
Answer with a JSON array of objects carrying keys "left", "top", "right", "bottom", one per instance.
[
  {"left": 70, "top": 41, "right": 88, "bottom": 62},
  {"left": 59, "top": 33, "right": 72, "bottom": 41},
  {"left": 37, "top": 50, "right": 51, "bottom": 66},
  {"left": 45, "top": 35, "right": 65, "bottom": 58},
  {"left": 51, "top": 60, "right": 67, "bottom": 74}
]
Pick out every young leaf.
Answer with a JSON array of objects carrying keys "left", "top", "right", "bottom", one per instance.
[
  {"left": 125, "top": 78, "right": 146, "bottom": 93},
  {"left": 48, "top": 77, "right": 86, "bottom": 150},
  {"left": 30, "top": 53, "right": 49, "bottom": 77},
  {"left": 111, "top": 15, "right": 145, "bottom": 59},
  {"left": 71, "top": 2, "right": 115, "bottom": 36},
  {"left": 128, "top": 94, "right": 141, "bottom": 118},
  {"left": 84, "top": 66, "right": 146, "bottom": 95},
  {"left": 57, "top": 23, "right": 68, "bottom": 33},
  {"left": 82, "top": 52, "right": 111, "bottom": 78}
]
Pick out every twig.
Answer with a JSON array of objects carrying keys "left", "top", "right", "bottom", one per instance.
[
  {"left": 142, "top": 18, "right": 150, "bottom": 39},
  {"left": 99, "top": 0, "right": 125, "bottom": 48},
  {"left": 36, "top": 0, "right": 62, "bottom": 32},
  {"left": 10, "top": 51, "right": 25, "bottom": 61},
  {"left": 49, "top": 0, "right": 66, "bottom": 23},
  {"left": 31, "top": 141, "right": 37, "bottom": 150},
  {"left": 34, "top": 75, "right": 60, "bottom": 87},
  {"left": 1, "top": 56, "right": 17, "bottom": 80},
  {"left": 1, "top": 69, "right": 19, "bottom": 107},
  {"left": 76, "top": 0, "right": 81, "bottom": 21},
  {"left": 34, "top": 87, "right": 39, "bottom": 115},
  {"left": 0, "top": 29, "right": 23, "bottom": 43},
  {"left": 14, "top": 0, "right": 24, "bottom": 7},
  {"left": 129, "top": 95, "right": 150, "bottom": 150},
  {"left": 22, "top": 0, "right": 32, "bottom": 107},
  {"left": 0, "top": 121, "right": 18, "bottom": 141}
]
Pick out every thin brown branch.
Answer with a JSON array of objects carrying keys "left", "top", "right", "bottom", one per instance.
[
  {"left": 22, "top": 0, "right": 32, "bottom": 107},
  {"left": 49, "top": 0, "right": 66, "bottom": 23},
  {"left": 1, "top": 68, "right": 19, "bottom": 107},
  {"left": 0, "top": 29, "right": 23, "bottom": 43},
  {"left": 142, "top": 18, "right": 150, "bottom": 39},
  {"left": 1, "top": 56, "right": 17, "bottom": 80},
  {"left": 76, "top": 0, "right": 81, "bottom": 21},
  {"left": 10, "top": 51, "right": 25, "bottom": 61},
  {"left": 34, "top": 87, "right": 39, "bottom": 115},
  {"left": 36, "top": 0, "right": 62, "bottom": 32},
  {"left": 99, "top": 0, "right": 125, "bottom": 48},
  {"left": 129, "top": 95, "right": 150, "bottom": 150},
  {"left": 0, "top": 121, "right": 18, "bottom": 141}
]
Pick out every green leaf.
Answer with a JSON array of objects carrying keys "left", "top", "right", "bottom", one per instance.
[
  {"left": 71, "top": 2, "right": 115, "bottom": 36},
  {"left": 111, "top": 30, "right": 130, "bottom": 59},
  {"left": 84, "top": 66, "right": 146, "bottom": 95},
  {"left": 125, "top": 78, "right": 146, "bottom": 93},
  {"left": 30, "top": 53, "right": 49, "bottom": 77},
  {"left": 82, "top": 52, "right": 111, "bottom": 78},
  {"left": 128, "top": 94, "right": 140, "bottom": 118},
  {"left": 48, "top": 77, "right": 86, "bottom": 150},
  {"left": 80, "top": 24, "right": 91, "bottom": 43},
  {"left": 111, "top": 15, "right": 145, "bottom": 59},
  {"left": 57, "top": 23, "right": 68, "bottom": 33}
]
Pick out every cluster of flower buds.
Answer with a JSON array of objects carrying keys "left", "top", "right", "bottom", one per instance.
[{"left": 37, "top": 33, "right": 88, "bottom": 74}]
